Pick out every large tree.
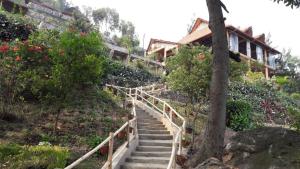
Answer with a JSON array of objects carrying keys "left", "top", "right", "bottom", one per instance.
[
  {"left": 92, "top": 8, "right": 120, "bottom": 36},
  {"left": 187, "top": 0, "right": 229, "bottom": 167},
  {"left": 187, "top": 0, "right": 299, "bottom": 167}
]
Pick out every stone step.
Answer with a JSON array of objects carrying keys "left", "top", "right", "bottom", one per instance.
[
  {"left": 125, "top": 156, "right": 169, "bottom": 164},
  {"left": 138, "top": 126, "right": 167, "bottom": 130},
  {"left": 136, "top": 146, "right": 172, "bottom": 152},
  {"left": 131, "top": 151, "right": 171, "bottom": 157},
  {"left": 139, "top": 140, "right": 172, "bottom": 147},
  {"left": 139, "top": 134, "right": 173, "bottom": 140},
  {"left": 137, "top": 121, "right": 162, "bottom": 125},
  {"left": 121, "top": 162, "right": 168, "bottom": 169},
  {"left": 138, "top": 129, "right": 170, "bottom": 134},
  {"left": 137, "top": 123, "right": 165, "bottom": 128}
]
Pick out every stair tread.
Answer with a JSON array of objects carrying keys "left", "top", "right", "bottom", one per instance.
[
  {"left": 128, "top": 156, "right": 170, "bottom": 160},
  {"left": 122, "top": 162, "right": 167, "bottom": 169}
]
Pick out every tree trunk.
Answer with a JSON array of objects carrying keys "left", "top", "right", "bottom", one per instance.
[{"left": 187, "top": 0, "right": 229, "bottom": 167}]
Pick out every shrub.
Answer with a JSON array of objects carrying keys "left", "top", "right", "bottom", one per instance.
[
  {"left": 226, "top": 100, "right": 252, "bottom": 131},
  {"left": 86, "top": 135, "right": 106, "bottom": 148},
  {"left": 0, "top": 10, "right": 35, "bottom": 41},
  {"left": 291, "top": 93, "right": 300, "bottom": 100},
  {"left": 0, "top": 144, "right": 69, "bottom": 169},
  {"left": 287, "top": 107, "right": 300, "bottom": 131},
  {"left": 229, "top": 59, "right": 249, "bottom": 82}
]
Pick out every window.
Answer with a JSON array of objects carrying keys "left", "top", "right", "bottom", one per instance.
[
  {"left": 268, "top": 53, "right": 278, "bottom": 69},
  {"left": 229, "top": 33, "right": 239, "bottom": 52},
  {"left": 256, "top": 46, "right": 264, "bottom": 63}
]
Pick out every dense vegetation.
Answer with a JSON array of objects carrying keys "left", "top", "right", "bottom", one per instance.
[
  {"left": 0, "top": 10, "right": 35, "bottom": 42},
  {"left": 165, "top": 45, "right": 300, "bottom": 137},
  {"left": 0, "top": 9, "right": 159, "bottom": 168}
]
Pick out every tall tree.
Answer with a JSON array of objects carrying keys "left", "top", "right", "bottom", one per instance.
[
  {"left": 187, "top": 0, "right": 229, "bottom": 167},
  {"left": 273, "top": 0, "right": 300, "bottom": 8},
  {"left": 92, "top": 8, "right": 120, "bottom": 36}
]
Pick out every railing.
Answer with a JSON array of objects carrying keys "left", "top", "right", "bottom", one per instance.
[
  {"left": 134, "top": 85, "right": 186, "bottom": 169},
  {"left": 64, "top": 85, "right": 137, "bottom": 169},
  {"left": 65, "top": 83, "right": 185, "bottom": 169}
]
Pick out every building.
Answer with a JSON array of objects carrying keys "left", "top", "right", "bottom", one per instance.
[
  {"left": 0, "top": 0, "right": 73, "bottom": 29},
  {"left": 146, "top": 39, "right": 179, "bottom": 66},
  {"left": 147, "top": 17, "right": 281, "bottom": 78}
]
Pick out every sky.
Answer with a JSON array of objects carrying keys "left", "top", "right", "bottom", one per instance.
[{"left": 67, "top": 0, "right": 300, "bottom": 57}]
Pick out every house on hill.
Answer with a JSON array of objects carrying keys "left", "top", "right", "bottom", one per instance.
[
  {"left": 146, "top": 39, "right": 179, "bottom": 66},
  {"left": 147, "top": 17, "right": 281, "bottom": 78}
]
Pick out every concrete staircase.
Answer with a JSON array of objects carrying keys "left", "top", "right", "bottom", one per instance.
[{"left": 121, "top": 107, "right": 172, "bottom": 169}]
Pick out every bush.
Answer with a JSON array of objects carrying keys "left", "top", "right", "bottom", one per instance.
[
  {"left": 0, "top": 10, "right": 35, "bottom": 41},
  {"left": 0, "top": 144, "right": 69, "bottom": 169},
  {"left": 107, "top": 60, "right": 160, "bottom": 87},
  {"left": 287, "top": 107, "right": 300, "bottom": 131},
  {"left": 86, "top": 135, "right": 106, "bottom": 148},
  {"left": 226, "top": 100, "right": 252, "bottom": 131},
  {"left": 291, "top": 93, "right": 300, "bottom": 100}
]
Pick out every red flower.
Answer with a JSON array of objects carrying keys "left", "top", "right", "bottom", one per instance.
[
  {"left": 0, "top": 44, "right": 10, "bottom": 53},
  {"left": 13, "top": 46, "right": 20, "bottom": 52},
  {"left": 15, "top": 56, "right": 21, "bottom": 61}
]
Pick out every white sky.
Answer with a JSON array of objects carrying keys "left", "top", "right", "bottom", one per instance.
[{"left": 68, "top": 0, "right": 300, "bottom": 57}]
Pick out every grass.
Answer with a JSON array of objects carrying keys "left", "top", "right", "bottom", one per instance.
[
  {"left": 0, "top": 144, "right": 69, "bottom": 169},
  {"left": 0, "top": 88, "right": 130, "bottom": 168}
]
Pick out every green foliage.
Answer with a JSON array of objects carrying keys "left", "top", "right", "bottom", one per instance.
[
  {"left": 287, "top": 107, "right": 300, "bottom": 131},
  {"left": 69, "top": 7, "right": 94, "bottom": 33},
  {"left": 275, "top": 76, "right": 289, "bottom": 86},
  {"left": 229, "top": 81, "right": 299, "bottom": 126},
  {"left": 226, "top": 100, "right": 252, "bottom": 131},
  {"left": 0, "top": 10, "right": 35, "bottom": 41},
  {"left": 291, "top": 93, "right": 300, "bottom": 100},
  {"left": 0, "top": 144, "right": 69, "bottom": 169},
  {"left": 167, "top": 45, "right": 212, "bottom": 101},
  {"left": 107, "top": 60, "right": 160, "bottom": 87},
  {"left": 229, "top": 59, "right": 249, "bottom": 81},
  {"left": 86, "top": 135, "right": 106, "bottom": 148},
  {"left": 273, "top": 0, "right": 300, "bottom": 8},
  {"left": 246, "top": 71, "right": 265, "bottom": 83},
  {"left": 92, "top": 8, "right": 120, "bottom": 33}
]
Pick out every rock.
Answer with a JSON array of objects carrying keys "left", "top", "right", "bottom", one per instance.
[
  {"left": 194, "top": 157, "right": 233, "bottom": 169},
  {"left": 242, "top": 152, "right": 250, "bottom": 159},
  {"left": 224, "top": 127, "right": 300, "bottom": 169},
  {"left": 223, "top": 153, "right": 234, "bottom": 163}
]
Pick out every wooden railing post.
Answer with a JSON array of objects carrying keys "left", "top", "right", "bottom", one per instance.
[
  {"left": 108, "top": 132, "right": 114, "bottom": 169},
  {"left": 170, "top": 109, "right": 173, "bottom": 123},
  {"left": 178, "top": 128, "right": 183, "bottom": 154},
  {"left": 126, "top": 121, "right": 130, "bottom": 148},
  {"left": 163, "top": 103, "right": 166, "bottom": 117}
]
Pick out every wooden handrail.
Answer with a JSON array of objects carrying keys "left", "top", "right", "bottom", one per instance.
[
  {"left": 65, "top": 85, "right": 137, "bottom": 169},
  {"left": 66, "top": 83, "right": 184, "bottom": 169}
]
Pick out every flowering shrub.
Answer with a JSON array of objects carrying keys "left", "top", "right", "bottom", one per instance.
[{"left": 0, "top": 30, "right": 109, "bottom": 105}]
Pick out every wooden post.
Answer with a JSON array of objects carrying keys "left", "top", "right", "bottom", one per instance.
[
  {"left": 126, "top": 121, "right": 130, "bottom": 148},
  {"left": 178, "top": 128, "right": 183, "bottom": 154},
  {"left": 170, "top": 109, "right": 173, "bottom": 123},
  {"left": 108, "top": 132, "right": 114, "bottom": 169},
  {"left": 264, "top": 50, "right": 269, "bottom": 80}
]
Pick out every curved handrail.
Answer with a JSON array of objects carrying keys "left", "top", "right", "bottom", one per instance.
[
  {"left": 133, "top": 85, "right": 186, "bottom": 169},
  {"left": 65, "top": 85, "right": 137, "bottom": 169},
  {"left": 65, "top": 83, "right": 185, "bottom": 169}
]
